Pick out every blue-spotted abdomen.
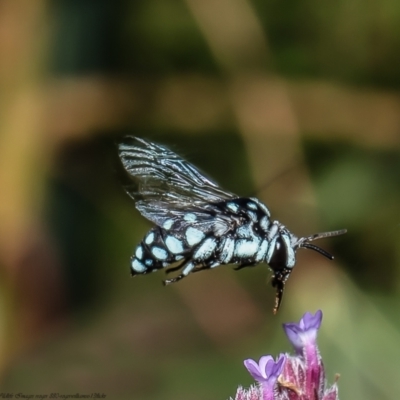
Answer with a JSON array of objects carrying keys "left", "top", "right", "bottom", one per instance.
[
  {"left": 130, "top": 227, "right": 189, "bottom": 275},
  {"left": 130, "top": 198, "right": 276, "bottom": 276}
]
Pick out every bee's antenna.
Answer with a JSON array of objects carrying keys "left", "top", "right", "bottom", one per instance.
[
  {"left": 301, "top": 243, "right": 334, "bottom": 260},
  {"left": 297, "top": 229, "right": 347, "bottom": 259},
  {"left": 303, "top": 229, "right": 347, "bottom": 243}
]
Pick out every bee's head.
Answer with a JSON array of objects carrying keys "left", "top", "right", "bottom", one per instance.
[{"left": 269, "top": 228, "right": 347, "bottom": 314}]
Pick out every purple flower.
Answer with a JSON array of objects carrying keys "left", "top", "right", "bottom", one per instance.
[
  {"left": 283, "top": 310, "right": 324, "bottom": 397},
  {"left": 244, "top": 354, "right": 285, "bottom": 384},
  {"left": 283, "top": 310, "right": 322, "bottom": 354},
  {"left": 230, "top": 310, "right": 339, "bottom": 400},
  {"left": 243, "top": 355, "right": 285, "bottom": 400}
]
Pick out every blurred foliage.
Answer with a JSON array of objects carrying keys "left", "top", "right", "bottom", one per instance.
[
  {"left": 0, "top": 0, "right": 399, "bottom": 399},
  {"left": 123, "top": 1, "right": 219, "bottom": 73},
  {"left": 255, "top": 0, "right": 400, "bottom": 87},
  {"left": 304, "top": 139, "right": 400, "bottom": 291}
]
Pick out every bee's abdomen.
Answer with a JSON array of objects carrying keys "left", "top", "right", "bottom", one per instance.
[{"left": 130, "top": 227, "right": 188, "bottom": 275}]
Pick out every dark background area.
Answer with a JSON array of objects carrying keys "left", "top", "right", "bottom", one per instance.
[{"left": 0, "top": 1, "right": 399, "bottom": 399}]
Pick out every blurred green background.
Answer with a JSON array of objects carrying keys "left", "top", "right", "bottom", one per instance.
[{"left": 0, "top": 0, "right": 399, "bottom": 399}]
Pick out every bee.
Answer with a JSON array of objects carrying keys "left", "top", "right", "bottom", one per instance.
[{"left": 118, "top": 137, "right": 346, "bottom": 313}]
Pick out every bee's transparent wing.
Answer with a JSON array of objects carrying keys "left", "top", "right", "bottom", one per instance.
[
  {"left": 118, "top": 136, "right": 237, "bottom": 231},
  {"left": 137, "top": 202, "right": 235, "bottom": 237}
]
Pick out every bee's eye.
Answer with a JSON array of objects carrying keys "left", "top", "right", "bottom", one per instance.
[{"left": 269, "top": 236, "right": 287, "bottom": 270}]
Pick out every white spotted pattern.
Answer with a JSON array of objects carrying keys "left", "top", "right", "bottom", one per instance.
[
  {"left": 165, "top": 236, "right": 184, "bottom": 254},
  {"left": 259, "top": 216, "right": 270, "bottom": 232},
  {"left": 186, "top": 226, "right": 205, "bottom": 246},
  {"left": 282, "top": 234, "right": 295, "bottom": 268},
  {"left": 247, "top": 202, "right": 258, "bottom": 210},
  {"left": 131, "top": 258, "right": 146, "bottom": 273},
  {"left": 226, "top": 202, "right": 239, "bottom": 213},
  {"left": 237, "top": 224, "right": 253, "bottom": 239},
  {"left": 145, "top": 232, "right": 155, "bottom": 245},
  {"left": 145, "top": 259, "right": 153, "bottom": 266},
  {"left": 255, "top": 239, "right": 269, "bottom": 262},
  {"left": 163, "top": 219, "right": 174, "bottom": 230},
  {"left": 194, "top": 237, "right": 217, "bottom": 260},
  {"left": 234, "top": 238, "right": 261, "bottom": 258},
  {"left": 152, "top": 246, "right": 168, "bottom": 260},
  {"left": 135, "top": 246, "right": 143, "bottom": 260},
  {"left": 267, "top": 223, "right": 279, "bottom": 240},
  {"left": 184, "top": 213, "right": 197, "bottom": 222},
  {"left": 247, "top": 211, "right": 258, "bottom": 222}
]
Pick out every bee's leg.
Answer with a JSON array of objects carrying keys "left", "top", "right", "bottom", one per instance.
[
  {"left": 163, "top": 261, "right": 195, "bottom": 285},
  {"left": 192, "top": 264, "right": 213, "bottom": 273},
  {"left": 234, "top": 262, "right": 257, "bottom": 271},
  {"left": 165, "top": 259, "right": 187, "bottom": 275}
]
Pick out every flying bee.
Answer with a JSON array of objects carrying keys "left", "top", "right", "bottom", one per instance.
[{"left": 118, "top": 137, "right": 346, "bottom": 313}]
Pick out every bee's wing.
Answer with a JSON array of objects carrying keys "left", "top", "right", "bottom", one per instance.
[
  {"left": 118, "top": 136, "right": 237, "bottom": 233},
  {"left": 137, "top": 201, "right": 236, "bottom": 236}
]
